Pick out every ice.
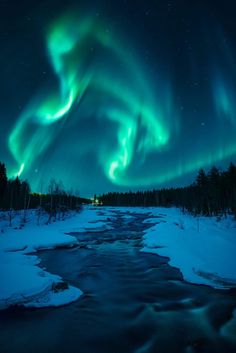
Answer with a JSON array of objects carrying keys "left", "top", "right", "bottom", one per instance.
[
  {"left": 0, "top": 207, "right": 109, "bottom": 310},
  {"left": 140, "top": 207, "right": 236, "bottom": 289},
  {"left": 1, "top": 205, "right": 235, "bottom": 312}
]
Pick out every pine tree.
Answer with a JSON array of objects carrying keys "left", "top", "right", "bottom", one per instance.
[
  {"left": 196, "top": 168, "right": 208, "bottom": 187},
  {"left": 0, "top": 162, "right": 7, "bottom": 207}
]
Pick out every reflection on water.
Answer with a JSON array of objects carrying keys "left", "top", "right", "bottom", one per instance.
[{"left": 0, "top": 211, "right": 236, "bottom": 353}]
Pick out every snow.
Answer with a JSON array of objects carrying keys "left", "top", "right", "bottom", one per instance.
[
  {"left": 0, "top": 207, "right": 109, "bottom": 310},
  {"left": 1, "top": 205, "right": 235, "bottom": 311},
  {"left": 102, "top": 206, "right": 236, "bottom": 289},
  {"left": 140, "top": 207, "right": 236, "bottom": 289}
]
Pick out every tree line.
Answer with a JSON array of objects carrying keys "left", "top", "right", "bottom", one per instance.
[
  {"left": 0, "top": 161, "right": 90, "bottom": 224},
  {"left": 98, "top": 163, "right": 236, "bottom": 217}
]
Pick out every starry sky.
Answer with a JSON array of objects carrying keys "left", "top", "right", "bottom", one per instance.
[{"left": 1, "top": 0, "right": 236, "bottom": 196}]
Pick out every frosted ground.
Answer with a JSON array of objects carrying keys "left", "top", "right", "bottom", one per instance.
[
  {"left": 0, "top": 208, "right": 113, "bottom": 310},
  {"left": 0, "top": 206, "right": 236, "bottom": 310},
  {"left": 140, "top": 207, "right": 236, "bottom": 289}
]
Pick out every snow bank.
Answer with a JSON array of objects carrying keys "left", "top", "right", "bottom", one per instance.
[
  {"left": 0, "top": 263, "right": 82, "bottom": 309},
  {"left": 141, "top": 207, "right": 236, "bottom": 289},
  {"left": 102, "top": 206, "right": 236, "bottom": 289},
  {"left": 0, "top": 207, "right": 114, "bottom": 253},
  {"left": 2, "top": 204, "right": 234, "bottom": 310},
  {"left": 0, "top": 206, "right": 110, "bottom": 310}
]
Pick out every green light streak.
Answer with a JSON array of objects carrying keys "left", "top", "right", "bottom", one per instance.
[
  {"left": 17, "top": 163, "right": 25, "bottom": 177},
  {"left": 213, "top": 76, "right": 236, "bottom": 126},
  {"left": 7, "top": 11, "right": 236, "bottom": 188},
  {"left": 44, "top": 90, "right": 74, "bottom": 122}
]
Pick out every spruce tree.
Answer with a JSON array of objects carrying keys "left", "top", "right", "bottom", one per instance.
[{"left": 0, "top": 162, "right": 7, "bottom": 207}]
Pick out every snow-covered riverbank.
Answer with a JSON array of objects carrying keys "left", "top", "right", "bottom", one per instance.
[
  {"left": 1, "top": 206, "right": 235, "bottom": 311},
  {"left": 89, "top": 206, "right": 236, "bottom": 289},
  {"left": 101, "top": 206, "right": 236, "bottom": 289},
  {"left": 0, "top": 207, "right": 111, "bottom": 310},
  {"left": 140, "top": 207, "right": 236, "bottom": 289}
]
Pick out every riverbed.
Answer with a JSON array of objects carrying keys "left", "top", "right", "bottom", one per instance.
[{"left": 0, "top": 210, "right": 235, "bottom": 353}]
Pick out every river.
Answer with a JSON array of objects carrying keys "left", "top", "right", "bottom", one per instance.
[{"left": 0, "top": 210, "right": 236, "bottom": 353}]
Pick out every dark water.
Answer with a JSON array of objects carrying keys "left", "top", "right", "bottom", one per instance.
[{"left": 0, "top": 210, "right": 236, "bottom": 353}]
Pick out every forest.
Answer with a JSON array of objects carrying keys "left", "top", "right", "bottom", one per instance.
[
  {"left": 1, "top": 161, "right": 236, "bottom": 218},
  {"left": 98, "top": 163, "right": 236, "bottom": 217},
  {"left": 0, "top": 162, "right": 90, "bottom": 223}
]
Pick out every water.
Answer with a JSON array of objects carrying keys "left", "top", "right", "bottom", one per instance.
[{"left": 0, "top": 210, "right": 236, "bottom": 353}]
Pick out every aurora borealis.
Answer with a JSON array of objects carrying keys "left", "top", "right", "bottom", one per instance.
[{"left": 1, "top": 0, "right": 236, "bottom": 196}]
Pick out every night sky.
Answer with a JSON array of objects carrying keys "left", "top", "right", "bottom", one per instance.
[{"left": 1, "top": 0, "right": 236, "bottom": 196}]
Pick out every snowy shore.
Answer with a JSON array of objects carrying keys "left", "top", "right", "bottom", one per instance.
[
  {"left": 0, "top": 207, "right": 110, "bottom": 310},
  {"left": 102, "top": 206, "right": 236, "bottom": 289},
  {"left": 140, "top": 207, "right": 236, "bottom": 289},
  {"left": 1, "top": 206, "right": 235, "bottom": 311}
]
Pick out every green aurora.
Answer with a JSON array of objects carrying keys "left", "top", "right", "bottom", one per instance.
[{"left": 4, "top": 8, "right": 236, "bottom": 194}]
